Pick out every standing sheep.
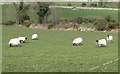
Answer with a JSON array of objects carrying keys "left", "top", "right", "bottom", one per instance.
[
  {"left": 8, "top": 38, "right": 22, "bottom": 47},
  {"left": 18, "top": 37, "right": 27, "bottom": 43},
  {"left": 106, "top": 35, "right": 113, "bottom": 42},
  {"left": 32, "top": 34, "right": 38, "bottom": 40},
  {"left": 96, "top": 39, "right": 107, "bottom": 47},
  {"left": 72, "top": 37, "right": 83, "bottom": 46}
]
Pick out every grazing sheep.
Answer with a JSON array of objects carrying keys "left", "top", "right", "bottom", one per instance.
[
  {"left": 106, "top": 35, "right": 113, "bottom": 42},
  {"left": 96, "top": 39, "right": 107, "bottom": 47},
  {"left": 73, "top": 37, "right": 83, "bottom": 46},
  {"left": 32, "top": 34, "right": 38, "bottom": 40},
  {"left": 8, "top": 38, "right": 22, "bottom": 47},
  {"left": 18, "top": 37, "right": 27, "bottom": 43}
]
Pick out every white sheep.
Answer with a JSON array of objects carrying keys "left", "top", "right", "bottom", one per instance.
[
  {"left": 96, "top": 39, "right": 107, "bottom": 47},
  {"left": 72, "top": 37, "right": 83, "bottom": 46},
  {"left": 106, "top": 35, "right": 113, "bottom": 42},
  {"left": 18, "top": 37, "right": 27, "bottom": 43},
  {"left": 8, "top": 38, "right": 22, "bottom": 47},
  {"left": 32, "top": 34, "right": 38, "bottom": 40}
]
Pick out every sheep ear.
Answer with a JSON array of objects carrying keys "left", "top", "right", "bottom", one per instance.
[{"left": 20, "top": 40, "right": 22, "bottom": 43}]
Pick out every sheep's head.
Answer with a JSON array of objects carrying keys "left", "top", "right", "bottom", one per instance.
[
  {"left": 9, "top": 44, "right": 12, "bottom": 47},
  {"left": 96, "top": 40, "right": 98, "bottom": 44},
  {"left": 107, "top": 35, "right": 109, "bottom": 37},
  {"left": 25, "top": 37, "right": 27, "bottom": 40},
  {"left": 73, "top": 43, "right": 76, "bottom": 46}
]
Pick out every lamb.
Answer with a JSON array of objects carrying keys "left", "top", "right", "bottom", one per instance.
[
  {"left": 72, "top": 37, "right": 83, "bottom": 46},
  {"left": 32, "top": 34, "right": 38, "bottom": 40},
  {"left": 18, "top": 37, "right": 27, "bottom": 43},
  {"left": 96, "top": 39, "right": 107, "bottom": 47},
  {"left": 106, "top": 35, "right": 113, "bottom": 42},
  {"left": 8, "top": 38, "right": 22, "bottom": 47}
]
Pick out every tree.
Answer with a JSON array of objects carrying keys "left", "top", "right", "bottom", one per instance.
[
  {"left": 36, "top": 2, "right": 50, "bottom": 24},
  {"left": 13, "top": 2, "right": 30, "bottom": 24}
]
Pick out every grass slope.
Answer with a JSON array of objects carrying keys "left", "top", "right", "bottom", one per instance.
[
  {"left": 2, "top": 26, "right": 118, "bottom": 72},
  {"left": 59, "top": 8, "right": 118, "bottom": 21}
]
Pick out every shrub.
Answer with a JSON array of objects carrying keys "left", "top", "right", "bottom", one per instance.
[
  {"left": 23, "top": 20, "right": 32, "bottom": 27},
  {"left": 47, "top": 8, "right": 60, "bottom": 24},
  {"left": 81, "top": 3, "right": 86, "bottom": 7},
  {"left": 67, "top": 3, "right": 72, "bottom": 6},
  {"left": 90, "top": 3, "right": 97, "bottom": 7},
  {"left": 48, "top": 24, "right": 54, "bottom": 29},
  {"left": 73, "top": 16, "right": 84, "bottom": 24},
  {"left": 19, "top": 12, "right": 30, "bottom": 24},
  {"left": 107, "top": 20, "right": 119, "bottom": 30},
  {"left": 94, "top": 18, "right": 108, "bottom": 31},
  {"left": 83, "top": 18, "right": 89, "bottom": 23},
  {"left": 105, "top": 15, "right": 112, "bottom": 22},
  {"left": 2, "top": 21, "right": 15, "bottom": 25}
]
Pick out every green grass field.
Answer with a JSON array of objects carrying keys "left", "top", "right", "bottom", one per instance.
[
  {"left": 2, "top": 25, "right": 118, "bottom": 72},
  {"left": 59, "top": 8, "right": 118, "bottom": 21}
]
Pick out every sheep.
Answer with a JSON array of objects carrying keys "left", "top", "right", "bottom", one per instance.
[
  {"left": 72, "top": 37, "right": 83, "bottom": 46},
  {"left": 96, "top": 39, "right": 107, "bottom": 47},
  {"left": 8, "top": 38, "right": 22, "bottom": 47},
  {"left": 106, "top": 35, "right": 113, "bottom": 42},
  {"left": 18, "top": 37, "right": 27, "bottom": 43},
  {"left": 32, "top": 34, "right": 38, "bottom": 40}
]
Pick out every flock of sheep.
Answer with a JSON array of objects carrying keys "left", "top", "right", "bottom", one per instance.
[
  {"left": 8, "top": 34, "right": 38, "bottom": 47},
  {"left": 73, "top": 35, "right": 113, "bottom": 47},
  {"left": 8, "top": 33, "right": 113, "bottom": 47}
]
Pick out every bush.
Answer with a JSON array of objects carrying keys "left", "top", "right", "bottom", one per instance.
[
  {"left": 90, "top": 3, "right": 97, "bottom": 7},
  {"left": 19, "top": 12, "right": 30, "bottom": 24},
  {"left": 94, "top": 18, "right": 108, "bottom": 31},
  {"left": 83, "top": 18, "right": 89, "bottom": 23},
  {"left": 48, "top": 24, "right": 54, "bottom": 29},
  {"left": 107, "top": 20, "right": 119, "bottom": 30},
  {"left": 105, "top": 15, "right": 112, "bottom": 22},
  {"left": 23, "top": 20, "right": 32, "bottom": 27},
  {"left": 81, "top": 3, "right": 86, "bottom": 7},
  {"left": 73, "top": 16, "right": 84, "bottom": 24},
  {"left": 67, "top": 3, "right": 72, "bottom": 6},
  {"left": 2, "top": 21, "right": 15, "bottom": 25}
]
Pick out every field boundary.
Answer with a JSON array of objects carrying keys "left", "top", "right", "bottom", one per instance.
[
  {"left": 89, "top": 58, "right": 120, "bottom": 71},
  {"left": 50, "top": 6, "right": 119, "bottom": 11}
]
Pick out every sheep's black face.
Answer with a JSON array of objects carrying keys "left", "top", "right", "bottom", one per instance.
[
  {"left": 96, "top": 40, "right": 98, "bottom": 42},
  {"left": 73, "top": 43, "right": 76, "bottom": 46},
  {"left": 9, "top": 44, "right": 12, "bottom": 47},
  {"left": 107, "top": 35, "right": 109, "bottom": 37},
  {"left": 25, "top": 37, "right": 27, "bottom": 40},
  {"left": 96, "top": 40, "right": 98, "bottom": 44},
  {"left": 73, "top": 43, "right": 75, "bottom": 46}
]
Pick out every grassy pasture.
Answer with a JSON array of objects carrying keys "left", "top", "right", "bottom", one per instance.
[
  {"left": 59, "top": 8, "right": 118, "bottom": 21},
  {"left": 2, "top": 26, "right": 118, "bottom": 72}
]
